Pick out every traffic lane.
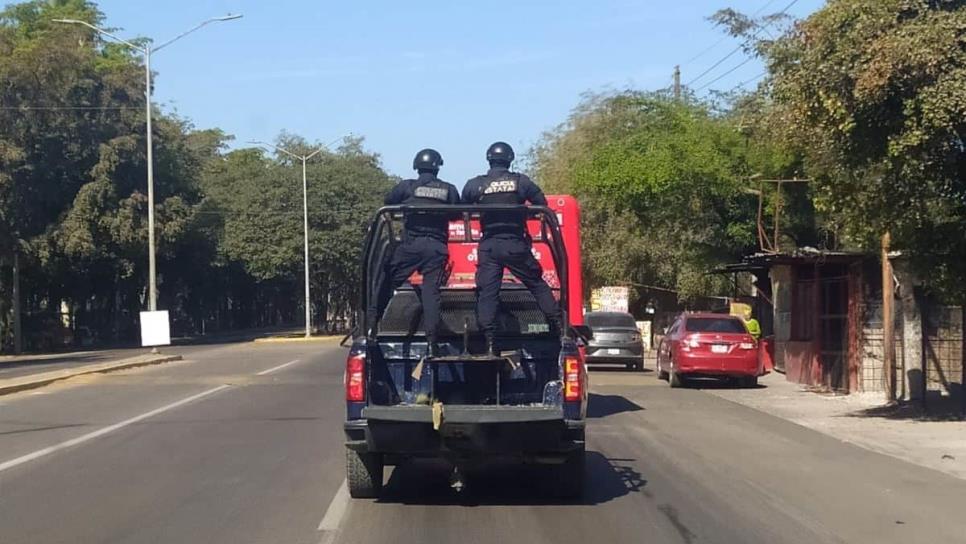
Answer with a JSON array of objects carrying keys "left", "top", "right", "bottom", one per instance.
[
  {"left": 0, "top": 340, "right": 253, "bottom": 379},
  {"left": 0, "top": 347, "right": 153, "bottom": 379},
  {"left": 0, "top": 341, "right": 344, "bottom": 466},
  {"left": 335, "top": 378, "right": 966, "bottom": 544},
  {"left": 0, "top": 331, "right": 308, "bottom": 379},
  {"left": 0, "top": 345, "right": 348, "bottom": 544}
]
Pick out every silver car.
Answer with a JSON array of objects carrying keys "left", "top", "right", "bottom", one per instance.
[{"left": 585, "top": 311, "right": 644, "bottom": 371}]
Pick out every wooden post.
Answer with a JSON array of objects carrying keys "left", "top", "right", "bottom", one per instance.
[
  {"left": 673, "top": 65, "right": 681, "bottom": 99},
  {"left": 12, "top": 248, "right": 22, "bottom": 354},
  {"left": 881, "top": 232, "right": 895, "bottom": 401}
]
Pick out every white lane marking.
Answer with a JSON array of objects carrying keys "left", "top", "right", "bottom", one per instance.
[
  {"left": 0, "top": 384, "right": 230, "bottom": 474},
  {"left": 256, "top": 359, "right": 302, "bottom": 376},
  {"left": 318, "top": 479, "right": 350, "bottom": 535}
]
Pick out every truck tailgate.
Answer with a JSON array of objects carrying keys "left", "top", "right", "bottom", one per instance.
[{"left": 364, "top": 404, "right": 563, "bottom": 424}]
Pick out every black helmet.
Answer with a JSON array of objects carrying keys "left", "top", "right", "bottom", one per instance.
[
  {"left": 486, "top": 141, "right": 515, "bottom": 165},
  {"left": 413, "top": 148, "right": 443, "bottom": 171}
]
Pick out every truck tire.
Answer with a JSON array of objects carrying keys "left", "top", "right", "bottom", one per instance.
[
  {"left": 556, "top": 447, "right": 585, "bottom": 499},
  {"left": 346, "top": 448, "right": 383, "bottom": 499}
]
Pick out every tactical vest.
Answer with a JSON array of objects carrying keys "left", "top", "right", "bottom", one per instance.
[
  {"left": 477, "top": 172, "right": 527, "bottom": 238},
  {"left": 402, "top": 177, "right": 452, "bottom": 242}
]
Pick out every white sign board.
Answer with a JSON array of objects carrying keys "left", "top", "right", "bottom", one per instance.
[
  {"left": 140, "top": 311, "right": 171, "bottom": 347},
  {"left": 591, "top": 286, "right": 630, "bottom": 313}
]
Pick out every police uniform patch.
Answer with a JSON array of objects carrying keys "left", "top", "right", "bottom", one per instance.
[
  {"left": 414, "top": 186, "right": 450, "bottom": 202},
  {"left": 483, "top": 179, "right": 517, "bottom": 194}
]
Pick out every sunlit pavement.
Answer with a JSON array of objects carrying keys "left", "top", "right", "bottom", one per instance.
[{"left": 1, "top": 343, "right": 964, "bottom": 544}]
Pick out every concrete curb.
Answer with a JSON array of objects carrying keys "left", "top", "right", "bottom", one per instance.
[
  {"left": 0, "top": 354, "right": 183, "bottom": 396},
  {"left": 252, "top": 335, "right": 344, "bottom": 345}
]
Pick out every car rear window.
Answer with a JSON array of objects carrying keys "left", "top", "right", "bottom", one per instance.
[
  {"left": 586, "top": 313, "right": 637, "bottom": 329},
  {"left": 684, "top": 317, "right": 746, "bottom": 334}
]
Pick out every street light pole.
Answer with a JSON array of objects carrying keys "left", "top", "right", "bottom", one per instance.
[
  {"left": 54, "top": 15, "right": 242, "bottom": 312},
  {"left": 250, "top": 142, "right": 325, "bottom": 338},
  {"left": 145, "top": 47, "right": 156, "bottom": 310}
]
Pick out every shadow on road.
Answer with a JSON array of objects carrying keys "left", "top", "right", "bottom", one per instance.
[
  {"left": 587, "top": 393, "right": 644, "bottom": 419},
  {"left": 376, "top": 452, "right": 646, "bottom": 506},
  {"left": 846, "top": 391, "right": 965, "bottom": 422},
  {"left": 589, "top": 366, "right": 652, "bottom": 374},
  {"left": 678, "top": 377, "right": 768, "bottom": 391}
]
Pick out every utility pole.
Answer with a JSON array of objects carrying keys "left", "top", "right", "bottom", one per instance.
[
  {"left": 12, "top": 247, "right": 21, "bottom": 354},
  {"left": 881, "top": 232, "right": 896, "bottom": 402},
  {"left": 673, "top": 65, "right": 681, "bottom": 99}
]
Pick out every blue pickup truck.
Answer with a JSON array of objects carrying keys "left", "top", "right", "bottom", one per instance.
[{"left": 343, "top": 204, "right": 590, "bottom": 499}]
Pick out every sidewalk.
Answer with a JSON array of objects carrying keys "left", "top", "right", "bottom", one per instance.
[{"left": 708, "top": 373, "right": 966, "bottom": 480}]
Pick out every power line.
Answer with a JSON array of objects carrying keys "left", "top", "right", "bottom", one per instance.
[
  {"left": 695, "top": 57, "right": 755, "bottom": 92},
  {"left": 0, "top": 106, "right": 139, "bottom": 110},
  {"left": 733, "top": 71, "right": 768, "bottom": 91},
  {"left": 684, "top": 0, "right": 781, "bottom": 65},
  {"left": 685, "top": 0, "right": 801, "bottom": 88}
]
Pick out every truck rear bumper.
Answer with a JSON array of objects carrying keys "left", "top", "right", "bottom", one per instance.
[{"left": 345, "top": 405, "right": 584, "bottom": 457}]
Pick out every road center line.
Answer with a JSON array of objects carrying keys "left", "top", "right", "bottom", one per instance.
[
  {"left": 256, "top": 358, "right": 302, "bottom": 376},
  {"left": 0, "top": 384, "right": 231, "bottom": 474},
  {"left": 317, "top": 479, "right": 350, "bottom": 534}
]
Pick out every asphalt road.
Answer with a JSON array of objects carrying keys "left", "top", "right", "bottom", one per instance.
[
  {"left": 1, "top": 340, "right": 964, "bottom": 544},
  {"left": 0, "top": 328, "right": 299, "bottom": 380}
]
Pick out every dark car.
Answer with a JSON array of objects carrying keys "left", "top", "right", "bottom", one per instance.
[{"left": 584, "top": 311, "right": 644, "bottom": 371}]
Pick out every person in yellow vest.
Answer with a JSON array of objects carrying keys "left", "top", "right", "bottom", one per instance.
[{"left": 744, "top": 310, "right": 762, "bottom": 340}]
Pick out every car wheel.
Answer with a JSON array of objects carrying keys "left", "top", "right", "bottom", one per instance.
[
  {"left": 555, "top": 446, "right": 585, "bottom": 499},
  {"left": 657, "top": 359, "right": 668, "bottom": 380},
  {"left": 668, "top": 367, "right": 684, "bottom": 388},
  {"left": 346, "top": 448, "right": 383, "bottom": 498},
  {"left": 742, "top": 375, "right": 758, "bottom": 388}
]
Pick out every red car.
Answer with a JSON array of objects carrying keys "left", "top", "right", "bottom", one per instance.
[{"left": 656, "top": 313, "right": 762, "bottom": 388}]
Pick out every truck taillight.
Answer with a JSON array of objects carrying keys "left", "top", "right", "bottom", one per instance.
[
  {"left": 564, "top": 356, "right": 582, "bottom": 402},
  {"left": 345, "top": 353, "right": 365, "bottom": 402}
]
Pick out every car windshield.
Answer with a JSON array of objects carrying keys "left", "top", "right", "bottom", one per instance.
[
  {"left": 685, "top": 317, "right": 746, "bottom": 334},
  {"left": 586, "top": 313, "right": 637, "bottom": 329}
]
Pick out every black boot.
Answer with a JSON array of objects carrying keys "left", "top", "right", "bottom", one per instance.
[
  {"left": 427, "top": 336, "right": 441, "bottom": 359},
  {"left": 548, "top": 318, "right": 563, "bottom": 338},
  {"left": 485, "top": 334, "right": 498, "bottom": 358}
]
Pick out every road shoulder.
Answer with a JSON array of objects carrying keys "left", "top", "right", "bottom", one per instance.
[
  {"left": 0, "top": 353, "right": 182, "bottom": 396},
  {"left": 705, "top": 372, "right": 966, "bottom": 480}
]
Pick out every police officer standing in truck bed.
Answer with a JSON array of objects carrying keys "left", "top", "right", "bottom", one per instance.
[
  {"left": 368, "top": 148, "right": 460, "bottom": 356},
  {"left": 462, "top": 142, "right": 562, "bottom": 356}
]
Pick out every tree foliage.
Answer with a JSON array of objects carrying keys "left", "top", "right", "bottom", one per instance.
[
  {"left": 734, "top": 0, "right": 966, "bottom": 298},
  {"left": 531, "top": 91, "right": 803, "bottom": 300},
  {"left": 0, "top": 0, "right": 392, "bottom": 351}
]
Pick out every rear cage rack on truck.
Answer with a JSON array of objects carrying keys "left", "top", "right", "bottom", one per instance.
[{"left": 356, "top": 204, "right": 576, "bottom": 343}]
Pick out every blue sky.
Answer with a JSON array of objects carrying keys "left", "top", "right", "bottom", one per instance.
[{"left": 93, "top": 0, "right": 825, "bottom": 184}]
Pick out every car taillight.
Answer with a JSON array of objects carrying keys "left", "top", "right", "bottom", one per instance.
[
  {"left": 681, "top": 336, "right": 699, "bottom": 352},
  {"left": 564, "top": 356, "right": 582, "bottom": 402},
  {"left": 739, "top": 341, "right": 757, "bottom": 350},
  {"left": 345, "top": 353, "right": 365, "bottom": 402}
]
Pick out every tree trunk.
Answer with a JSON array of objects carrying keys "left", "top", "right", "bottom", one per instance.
[{"left": 13, "top": 248, "right": 22, "bottom": 354}]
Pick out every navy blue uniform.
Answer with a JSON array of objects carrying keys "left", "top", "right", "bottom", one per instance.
[
  {"left": 368, "top": 173, "right": 460, "bottom": 337},
  {"left": 462, "top": 167, "right": 562, "bottom": 337}
]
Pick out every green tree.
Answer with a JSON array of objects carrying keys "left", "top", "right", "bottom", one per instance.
[
  {"left": 532, "top": 91, "right": 800, "bottom": 300},
  {"left": 730, "top": 0, "right": 966, "bottom": 298}
]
